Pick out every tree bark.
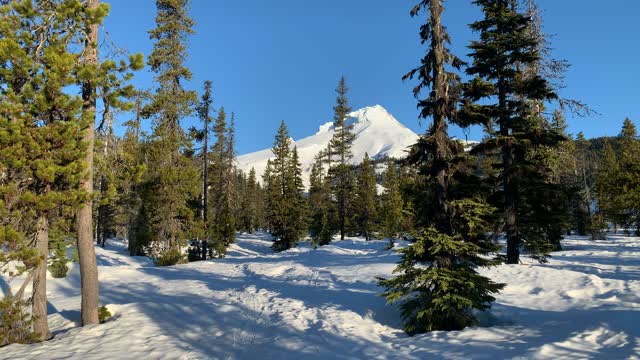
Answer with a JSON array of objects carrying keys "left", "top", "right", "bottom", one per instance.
[
  {"left": 500, "top": 83, "right": 519, "bottom": 264},
  {"left": 77, "top": 0, "right": 100, "bottom": 326},
  {"left": 430, "top": 0, "right": 452, "bottom": 235},
  {"left": 32, "top": 214, "right": 52, "bottom": 341}
]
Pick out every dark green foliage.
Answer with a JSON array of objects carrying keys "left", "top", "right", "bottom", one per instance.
[
  {"left": 49, "top": 258, "right": 69, "bottom": 279},
  {"left": 239, "top": 168, "right": 259, "bottom": 233},
  {"left": 154, "top": 248, "right": 185, "bottom": 266},
  {"left": 98, "top": 306, "right": 112, "bottom": 324},
  {"left": 0, "top": 295, "right": 35, "bottom": 346},
  {"left": 308, "top": 153, "right": 337, "bottom": 246},
  {"left": 328, "top": 77, "right": 356, "bottom": 241},
  {"left": 354, "top": 154, "right": 378, "bottom": 240},
  {"left": 379, "top": 160, "right": 405, "bottom": 240},
  {"left": 0, "top": 0, "right": 120, "bottom": 341},
  {"left": 204, "top": 109, "right": 238, "bottom": 257},
  {"left": 460, "top": 0, "right": 563, "bottom": 264},
  {"left": 380, "top": 0, "right": 504, "bottom": 335},
  {"left": 137, "top": 0, "right": 200, "bottom": 259},
  {"left": 594, "top": 119, "right": 640, "bottom": 234},
  {"left": 264, "top": 122, "right": 308, "bottom": 252},
  {"left": 379, "top": 200, "right": 504, "bottom": 334}
]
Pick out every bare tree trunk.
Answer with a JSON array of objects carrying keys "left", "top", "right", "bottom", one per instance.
[
  {"left": 32, "top": 214, "right": 52, "bottom": 341},
  {"left": 77, "top": 0, "right": 100, "bottom": 326}
]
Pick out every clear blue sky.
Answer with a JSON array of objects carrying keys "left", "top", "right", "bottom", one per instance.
[{"left": 103, "top": 0, "right": 640, "bottom": 155}]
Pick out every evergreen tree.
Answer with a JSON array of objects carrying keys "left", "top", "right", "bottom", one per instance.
[
  {"left": 460, "top": 0, "right": 561, "bottom": 264},
  {"left": 289, "top": 146, "right": 309, "bottom": 244},
  {"left": 354, "top": 154, "right": 378, "bottom": 240},
  {"left": 238, "top": 168, "right": 259, "bottom": 233},
  {"left": 379, "top": 160, "right": 405, "bottom": 240},
  {"left": 547, "top": 110, "right": 581, "bottom": 242},
  {"left": 205, "top": 107, "right": 237, "bottom": 256},
  {"left": 116, "top": 90, "right": 149, "bottom": 256},
  {"left": 196, "top": 80, "right": 213, "bottom": 231},
  {"left": 219, "top": 112, "right": 238, "bottom": 249},
  {"left": 138, "top": 0, "right": 199, "bottom": 263},
  {"left": 262, "top": 160, "right": 276, "bottom": 234},
  {"left": 264, "top": 122, "right": 307, "bottom": 251},
  {"left": 615, "top": 119, "right": 640, "bottom": 233},
  {"left": 328, "top": 77, "right": 356, "bottom": 241},
  {"left": 574, "top": 132, "right": 597, "bottom": 236},
  {"left": 308, "top": 153, "right": 336, "bottom": 246},
  {"left": 379, "top": 0, "right": 504, "bottom": 334},
  {"left": 0, "top": 0, "right": 114, "bottom": 340},
  {"left": 76, "top": 0, "right": 102, "bottom": 326},
  {"left": 595, "top": 141, "right": 621, "bottom": 232}
]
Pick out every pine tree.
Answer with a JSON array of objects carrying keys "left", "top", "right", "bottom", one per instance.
[
  {"left": 547, "top": 110, "right": 580, "bottom": 242},
  {"left": 379, "top": 0, "right": 504, "bottom": 334},
  {"left": 219, "top": 112, "right": 238, "bottom": 249},
  {"left": 239, "top": 168, "right": 259, "bottom": 233},
  {"left": 138, "top": 0, "right": 199, "bottom": 263},
  {"left": 615, "top": 119, "right": 640, "bottom": 233},
  {"left": 460, "top": 0, "right": 561, "bottom": 264},
  {"left": 0, "top": 0, "right": 115, "bottom": 340},
  {"left": 117, "top": 90, "right": 149, "bottom": 256},
  {"left": 354, "top": 154, "right": 378, "bottom": 240},
  {"left": 289, "top": 146, "right": 309, "bottom": 244},
  {"left": 205, "top": 107, "right": 237, "bottom": 256},
  {"left": 76, "top": 0, "right": 102, "bottom": 326},
  {"left": 264, "top": 121, "right": 307, "bottom": 251},
  {"left": 262, "top": 160, "right": 276, "bottom": 234},
  {"left": 573, "top": 132, "right": 597, "bottom": 236},
  {"left": 196, "top": 80, "right": 213, "bottom": 231},
  {"left": 308, "top": 153, "right": 336, "bottom": 246},
  {"left": 379, "top": 160, "right": 405, "bottom": 240},
  {"left": 328, "top": 77, "right": 356, "bottom": 241},
  {"left": 595, "top": 141, "right": 621, "bottom": 232}
]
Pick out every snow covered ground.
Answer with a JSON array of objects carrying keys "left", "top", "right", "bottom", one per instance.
[{"left": 2, "top": 234, "right": 640, "bottom": 359}]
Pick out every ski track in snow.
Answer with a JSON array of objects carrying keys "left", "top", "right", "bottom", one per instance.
[{"left": 2, "top": 235, "right": 640, "bottom": 359}]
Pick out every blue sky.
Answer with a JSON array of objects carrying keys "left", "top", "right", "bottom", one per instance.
[{"left": 103, "top": 0, "right": 640, "bottom": 155}]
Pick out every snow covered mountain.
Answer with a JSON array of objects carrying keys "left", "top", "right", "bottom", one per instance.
[{"left": 237, "top": 105, "right": 419, "bottom": 187}]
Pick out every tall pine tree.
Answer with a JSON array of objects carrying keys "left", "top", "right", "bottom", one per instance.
[
  {"left": 138, "top": 0, "right": 199, "bottom": 263},
  {"left": 460, "top": 0, "right": 561, "bottom": 264},
  {"left": 328, "top": 77, "right": 356, "bottom": 241},
  {"left": 264, "top": 121, "right": 307, "bottom": 252},
  {"left": 308, "top": 152, "right": 336, "bottom": 246},
  {"left": 379, "top": 0, "right": 504, "bottom": 334}
]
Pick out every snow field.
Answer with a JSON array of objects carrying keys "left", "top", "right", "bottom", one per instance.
[{"left": 2, "top": 234, "right": 639, "bottom": 359}]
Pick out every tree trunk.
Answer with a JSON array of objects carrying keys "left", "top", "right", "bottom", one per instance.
[
  {"left": 32, "top": 214, "right": 52, "bottom": 341},
  {"left": 77, "top": 0, "right": 100, "bottom": 326},
  {"left": 430, "top": 0, "right": 452, "bottom": 235},
  {"left": 499, "top": 80, "right": 519, "bottom": 264},
  {"left": 340, "top": 186, "right": 345, "bottom": 241}
]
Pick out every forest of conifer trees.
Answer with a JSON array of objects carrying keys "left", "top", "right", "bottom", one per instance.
[{"left": 1, "top": 0, "right": 639, "bottom": 357}]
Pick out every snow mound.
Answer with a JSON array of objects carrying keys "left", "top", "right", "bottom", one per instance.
[{"left": 237, "top": 105, "right": 419, "bottom": 187}]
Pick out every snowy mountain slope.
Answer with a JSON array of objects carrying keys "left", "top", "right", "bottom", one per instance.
[
  {"left": 237, "top": 105, "right": 419, "bottom": 187},
  {"left": 3, "top": 235, "right": 640, "bottom": 359}
]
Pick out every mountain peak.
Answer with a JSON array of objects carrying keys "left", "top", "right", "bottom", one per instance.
[{"left": 238, "top": 105, "right": 418, "bottom": 188}]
